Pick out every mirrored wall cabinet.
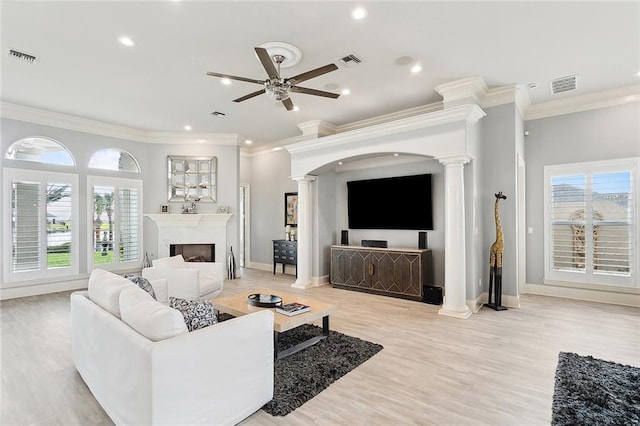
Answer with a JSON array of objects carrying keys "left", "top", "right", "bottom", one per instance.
[{"left": 167, "top": 155, "right": 217, "bottom": 202}]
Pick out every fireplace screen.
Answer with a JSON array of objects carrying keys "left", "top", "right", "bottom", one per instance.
[{"left": 170, "top": 244, "right": 215, "bottom": 262}]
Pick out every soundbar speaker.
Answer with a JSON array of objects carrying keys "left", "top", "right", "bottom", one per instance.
[
  {"left": 341, "top": 230, "right": 349, "bottom": 245},
  {"left": 418, "top": 231, "right": 428, "bottom": 249},
  {"left": 361, "top": 240, "right": 388, "bottom": 248}
]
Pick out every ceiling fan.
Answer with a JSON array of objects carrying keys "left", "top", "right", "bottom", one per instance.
[{"left": 207, "top": 47, "right": 340, "bottom": 111}]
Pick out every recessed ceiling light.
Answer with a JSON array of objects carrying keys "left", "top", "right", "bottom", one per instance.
[
  {"left": 338, "top": 161, "right": 343, "bottom": 165},
  {"left": 221, "top": 78, "right": 231, "bottom": 85},
  {"left": 293, "top": 106, "right": 300, "bottom": 112},
  {"left": 184, "top": 125, "right": 192, "bottom": 131},
  {"left": 117, "top": 36, "right": 135, "bottom": 47},
  {"left": 636, "top": 71, "right": 640, "bottom": 77},
  {"left": 351, "top": 7, "right": 368, "bottom": 20},
  {"left": 528, "top": 82, "right": 539, "bottom": 90},
  {"left": 273, "top": 147, "right": 283, "bottom": 151},
  {"left": 245, "top": 139, "right": 253, "bottom": 145},
  {"left": 410, "top": 64, "right": 422, "bottom": 74},
  {"left": 394, "top": 153, "right": 399, "bottom": 157},
  {"left": 341, "top": 89, "right": 351, "bottom": 95}
]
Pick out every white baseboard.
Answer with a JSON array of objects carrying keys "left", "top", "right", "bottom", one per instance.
[
  {"left": 1, "top": 277, "right": 88, "bottom": 300},
  {"left": 525, "top": 283, "right": 640, "bottom": 307},
  {"left": 469, "top": 292, "right": 521, "bottom": 313}
]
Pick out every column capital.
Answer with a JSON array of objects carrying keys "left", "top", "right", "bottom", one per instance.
[
  {"left": 291, "top": 175, "right": 317, "bottom": 183},
  {"left": 436, "top": 154, "right": 472, "bottom": 166}
]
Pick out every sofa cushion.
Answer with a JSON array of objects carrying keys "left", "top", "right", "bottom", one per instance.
[
  {"left": 169, "top": 297, "right": 217, "bottom": 332},
  {"left": 154, "top": 254, "right": 185, "bottom": 268},
  {"left": 124, "top": 274, "right": 156, "bottom": 300},
  {"left": 120, "top": 286, "right": 188, "bottom": 341},
  {"left": 88, "top": 269, "right": 135, "bottom": 318},
  {"left": 148, "top": 278, "right": 169, "bottom": 305}
]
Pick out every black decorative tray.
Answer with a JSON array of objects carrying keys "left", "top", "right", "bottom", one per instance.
[{"left": 247, "top": 293, "right": 282, "bottom": 308}]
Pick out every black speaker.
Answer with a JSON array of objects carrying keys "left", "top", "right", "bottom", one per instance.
[
  {"left": 418, "top": 231, "right": 428, "bottom": 249},
  {"left": 341, "top": 230, "right": 349, "bottom": 245},
  {"left": 423, "top": 286, "right": 443, "bottom": 305},
  {"left": 362, "top": 240, "right": 388, "bottom": 248}
]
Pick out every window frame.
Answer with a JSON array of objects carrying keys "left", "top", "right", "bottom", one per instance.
[
  {"left": 2, "top": 168, "right": 79, "bottom": 283},
  {"left": 543, "top": 158, "right": 638, "bottom": 288},
  {"left": 86, "top": 175, "right": 143, "bottom": 272}
]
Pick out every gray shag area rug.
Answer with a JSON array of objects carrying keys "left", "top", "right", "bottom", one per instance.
[
  {"left": 552, "top": 352, "right": 640, "bottom": 425},
  {"left": 219, "top": 313, "right": 383, "bottom": 416}
]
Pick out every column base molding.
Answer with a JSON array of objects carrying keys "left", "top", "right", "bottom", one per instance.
[{"left": 438, "top": 300, "right": 472, "bottom": 319}]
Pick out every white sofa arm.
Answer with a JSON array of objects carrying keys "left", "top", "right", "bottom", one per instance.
[
  {"left": 150, "top": 310, "right": 275, "bottom": 425},
  {"left": 142, "top": 267, "right": 200, "bottom": 300}
]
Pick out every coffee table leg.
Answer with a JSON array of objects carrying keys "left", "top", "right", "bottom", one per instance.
[
  {"left": 274, "top": 315, "right": 331, "bottom": 360},
  {"left": 273, "top": 331, "right": 280, "bottom": 359}
]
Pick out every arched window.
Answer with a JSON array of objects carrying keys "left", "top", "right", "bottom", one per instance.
[
  {"left": 5, "top": 137, "right": 75, "bottom": 166},
  {"left": 88, "top": 148, "right": 140, "bottom": 173}
]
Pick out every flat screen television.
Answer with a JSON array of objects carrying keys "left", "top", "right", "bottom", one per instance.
[{"left": 347, "top": 174, "right": 433, "bottom": 230}]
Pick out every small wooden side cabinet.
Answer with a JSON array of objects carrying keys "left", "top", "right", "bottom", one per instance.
[
  {"left": 273, "top": 240, "right": 297, "bottom": 277},
  {"left": 330, "top": 245, "right": 434, "bottom": 301}
]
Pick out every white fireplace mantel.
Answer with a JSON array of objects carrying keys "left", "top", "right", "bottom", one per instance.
[
  {"left": 144, "top": 214, "right": 232, "bottom": 227},
  {"left": 144, "top": 214, "right": 232, "bottom": 263}
]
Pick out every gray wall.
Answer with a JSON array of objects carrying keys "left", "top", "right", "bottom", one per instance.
[
  {"left": 524, "top": 102, "right": 640, "bottom": 285},
  {"left": 478, "top": 103, "right": 520, "bottom": 297},
  {"left": 247, "top": 149, "right": 297, "bottom": 266}
]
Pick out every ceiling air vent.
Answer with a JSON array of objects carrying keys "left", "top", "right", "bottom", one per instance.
[
  {"left": 550, "top": 75, "right": 578, "bottom": 94},
  {"left": 338, "top": 54, "right": 362, "bottom": 68},
  {"left": 8, "top": 49, "right": 38, "bottom": 64}
]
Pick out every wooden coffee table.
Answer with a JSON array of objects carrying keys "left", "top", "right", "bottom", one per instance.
[{"left": 210, "top": 288, "right": 337, "bottom": 360}]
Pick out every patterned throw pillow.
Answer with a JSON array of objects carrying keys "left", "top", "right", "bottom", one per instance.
[
  {"left": 125, "top": 274, "right": 157, "bottom": 300},
  {"left": 169, "top": 297, "right": 217, "bottom": 332}
]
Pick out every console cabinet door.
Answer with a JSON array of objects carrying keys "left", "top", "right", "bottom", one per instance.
[{"left": 331, "top": 246, "right": 430, "bottom": 301}]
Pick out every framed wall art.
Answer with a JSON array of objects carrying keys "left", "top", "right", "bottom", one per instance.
[{"left": 285, "top": 192, "right": 298, "bottom": 227}]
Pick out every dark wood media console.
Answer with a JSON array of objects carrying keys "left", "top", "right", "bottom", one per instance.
[{"left": 330, "top": 245, "right": 434, "bottom": 301}]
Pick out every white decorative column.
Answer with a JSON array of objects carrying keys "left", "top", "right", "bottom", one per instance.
[
  {"left": 438, "top": 155, "right": 472, "bottom": 319},
  {"left": 291, "top": 175, "right": 316, "bottom": 289}
]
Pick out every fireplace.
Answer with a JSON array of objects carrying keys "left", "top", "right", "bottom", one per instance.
[{"left": 170, "top": 244, "right": 215, "bottom": 262}]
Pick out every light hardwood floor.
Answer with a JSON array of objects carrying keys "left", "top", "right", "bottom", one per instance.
[{"left": 1, "top": 268, "right": 638, "bottom": 425}]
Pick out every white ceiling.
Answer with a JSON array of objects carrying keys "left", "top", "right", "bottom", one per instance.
[{"left": 1, "top": 1, "right": 639, "bottom": 149}]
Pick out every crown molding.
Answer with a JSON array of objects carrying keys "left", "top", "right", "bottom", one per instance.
[
  {"left": 0, "top": 102, "right": 241, "bottom": 145},
  {"left": 524, "top": 84, "right": 640, "bottom": 121}
]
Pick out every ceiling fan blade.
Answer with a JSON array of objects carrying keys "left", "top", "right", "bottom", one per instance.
[
  {"left": 206, "top": 71, "right": 264, "bottom": 85},
  {"left": 282, "top": 98, "right": 294, "bottom": 111},
  {"left": 254, "top": 47, "right": 280, "bottom": 80},
  {"left": 233, "top": 89, "right": 266, "bottom": 103},
  {"left": 290, "top": 86, "right": 340, "bottom": 99},
  {"left": 286, "top": 63, "right": 338, "bottom": 85}
]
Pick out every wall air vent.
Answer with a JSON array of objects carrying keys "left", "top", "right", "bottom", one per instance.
[
  {"left": 8, "top": 49, "right": 38, "bottom": 64},
  {"left": 338, "top": 54, "right": 362, "bottom": 68},
  {"left": 210, "top": 111, "right": 226, "bottom": 117},
  {"left": 550, "top": 75, "right": 578, "bottom": 94}
]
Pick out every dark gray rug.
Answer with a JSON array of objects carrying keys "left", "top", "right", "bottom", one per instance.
[
  {"left": 219, "top": 313, "right": 383, "bottom": 416},
  {"left": 552, "top": 352, "right": 640, "bottom": 425}
]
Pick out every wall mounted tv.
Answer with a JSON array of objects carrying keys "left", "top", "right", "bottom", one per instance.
[{"left": 347, "top": 174, "right": 433, "bottom": 230}]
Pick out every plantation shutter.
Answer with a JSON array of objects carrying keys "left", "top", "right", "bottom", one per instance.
[
  {"left": 11, "top": 181, "right": 42, "bottom": 272},
  {"left": 4, "top": 169, "right": 78, "bottom": 282},
  {"left": 119, "top": 187, "right": 139, "bottom": 262},
  {"left": 88, "top": 176, "right": 142, "bottom": 271},
  {"left": 545, "top": 159, "right": 637, "bottom": 288}
]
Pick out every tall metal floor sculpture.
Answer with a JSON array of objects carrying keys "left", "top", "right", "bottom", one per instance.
[{"left": 485, "top": 192, "right": 508, "bottom": 311}]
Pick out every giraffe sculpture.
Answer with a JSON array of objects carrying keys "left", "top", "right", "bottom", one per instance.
[{"left": 486, "top": 192, "right": 508, "bottom": 311}]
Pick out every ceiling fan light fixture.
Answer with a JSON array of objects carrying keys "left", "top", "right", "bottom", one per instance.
[{"left": 265, "top": 80, "right": 291, "bottom": 101}]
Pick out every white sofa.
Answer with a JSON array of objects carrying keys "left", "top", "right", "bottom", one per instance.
[
  {"left": 142, "top": 255, "right": 225, "bottom": 300},
  {"left": 71, "top": 268, "right": 274, "bottom": 426}
]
